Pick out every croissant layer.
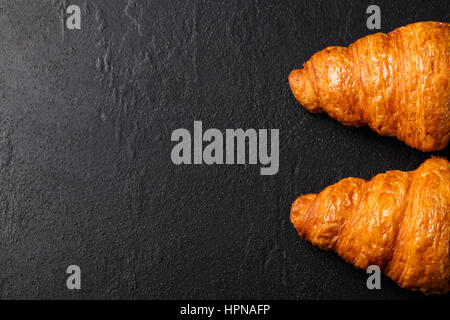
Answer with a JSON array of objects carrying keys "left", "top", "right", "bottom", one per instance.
[
  {"left": 289, "top": 21, "right": 450, "bottom": 151},
  {"left": 291, "top": 157, "right": 450, "bottom": 294}
]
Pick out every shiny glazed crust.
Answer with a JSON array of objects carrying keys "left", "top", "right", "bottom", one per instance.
[
  {"left": 289, "top": 21, "right": 450, "bottom": 151},
  {"left": 291, "top": 157, "right": 450, "bottom": 294}
]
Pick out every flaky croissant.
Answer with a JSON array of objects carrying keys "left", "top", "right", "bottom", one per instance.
[
  {"left": 291, "top": 157, "right": 450, "bottom": 294},
  {"left": 289, "top": 21, "right": 450, "bottom": 152}
]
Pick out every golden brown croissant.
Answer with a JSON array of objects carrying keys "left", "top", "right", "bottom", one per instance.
[
  {"left": 291, "top": 157, "right": 450, "bottom": 294},
  {"left": 289, "top": 21, "right": 450, "bottom": 152}
]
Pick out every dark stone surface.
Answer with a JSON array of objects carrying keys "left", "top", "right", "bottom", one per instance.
[{"left": 0, "top": 0, "right": 448, "bottom": 299}]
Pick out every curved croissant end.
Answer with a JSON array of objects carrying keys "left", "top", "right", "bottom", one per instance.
[
  {"left": 289, "top": 21, "right": 450, "bottom": 151},
  {"left": 291, "top": 157, "right": 450, "bottom": 294}
]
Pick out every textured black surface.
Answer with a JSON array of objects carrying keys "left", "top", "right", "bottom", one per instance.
[{"left": 0, "top": 0, "right": 448, "bottom": 299}]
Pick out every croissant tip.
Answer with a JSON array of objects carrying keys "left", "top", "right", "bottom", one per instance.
[
  {"left": 287, "top": 69, "right": 302, "bottom": 91},
  {"left": 290, "top": 194, "right": 317, "bottom": 233},
  {"left": 288, "top": 68, "right": 322, "bottom": 113}
]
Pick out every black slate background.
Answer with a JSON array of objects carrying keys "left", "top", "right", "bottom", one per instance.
[{"left": 0, "top": 0, "right": 448, "bottom": 299}]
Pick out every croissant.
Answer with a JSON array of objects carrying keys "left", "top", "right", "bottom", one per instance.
[
  {"left": 291, "top": 157, "right": 450, "bottom": 294},
  {"left": 288, "top": 21, "right": 450, "bottom": 152}
]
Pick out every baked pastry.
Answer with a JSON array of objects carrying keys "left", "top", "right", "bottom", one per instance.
[
  {"left": 291, "top": 157, "right": 450, "bottom": 294},
  {"left": 289, "top": 21, "right": 450, "bottom": 151}
]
